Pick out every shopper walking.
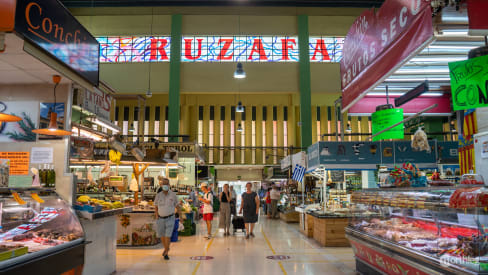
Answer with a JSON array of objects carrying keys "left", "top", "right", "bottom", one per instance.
[
  {"left": 270, "top": 185, "right": 281, "bottom": 219},
  {"left": 198, "top": 183, "right": 213, "bottom": 239},
  {"left": 154, "top": 178, "right": 179, "bottom": 260},
  {"left": 230, "top": 185, "right": 237, "bottom": 216},
  {"left": 239, "top": 182, "right": 260, "bottom": 239},
  {"left": 265, "top": 188, "right": 272, "bottom": 218},
  {"left": 219, "top": 184, "right": 232, "bottom": 236}
]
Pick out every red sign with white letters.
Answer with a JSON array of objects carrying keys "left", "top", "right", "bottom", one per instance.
[
  {"left": 340, "top": 0, "right": 433, "bottom": 112},
  {"left": 350, "top": 239, "right": 430, "bottom": 275}
]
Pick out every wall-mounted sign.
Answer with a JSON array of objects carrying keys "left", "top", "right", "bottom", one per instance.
[
  {"left": 75, "top": 88, "right": 112, "bottom": 121},
  {"left": 97, "top": 36, "right": 343, "bottom": 63},
  {"left": 0, "top": 152, "right": 29, "bottom": 175},
  {"left": 307, "top": 141, "right": 437, "bottom": 171},
  {"left": 31, "top": 147, "right": 54, "bottom": 164},
  {"left": 14, "top": 0, "right": 99, "bottom": 86},
  {"left": 449, "top": 54, "right": 488, "bottom": 111},
  {"left": 340, "top": 0, "right": 433, "bottom": 112},
  {"left": 371, "top": 108, "right": 404, "bottom": 141}
]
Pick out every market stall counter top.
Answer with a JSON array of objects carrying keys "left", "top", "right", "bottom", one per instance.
[
  {"left": 308, "top": 212, "right": 350, "bottom": 247},
  {"left": 77, "top": 207, "right": 133, "bottom": 275}
]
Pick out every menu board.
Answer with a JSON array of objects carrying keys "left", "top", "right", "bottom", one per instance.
[{"left": 0, "top": 152, "right": 29, "bottom": 175}]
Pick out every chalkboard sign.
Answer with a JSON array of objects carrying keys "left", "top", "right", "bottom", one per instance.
[{"left": 330, "top": 171, "right": 344, "bottom": 182}]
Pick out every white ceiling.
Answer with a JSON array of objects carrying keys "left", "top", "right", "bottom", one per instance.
[{"left": 0, "top": 33, "right": 71, "bottom": 84}]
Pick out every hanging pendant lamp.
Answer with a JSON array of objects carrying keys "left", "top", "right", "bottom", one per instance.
[
  {"left": 234, "top": 62, "right": 246, "bottom": 79},
  {"left": 0, "top": 102, "right": 21, "bottom": 122},
  {"left": 237, "top": 123, "right": 243, "bottom": 132},
  {"left": 236, "top": 101, "right": 244, "bottom": 113},
  {"left": 32, "top": 75, "right": 72, "bottom": 136}
]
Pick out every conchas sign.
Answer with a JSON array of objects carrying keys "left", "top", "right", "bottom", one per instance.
[{"left": 340, "top": 0, "right": 433, "bottom": 112}]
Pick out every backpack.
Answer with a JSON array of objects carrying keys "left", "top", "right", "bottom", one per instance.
[{"left": 212, "top": 193, "right": 220, "bottom": 212}]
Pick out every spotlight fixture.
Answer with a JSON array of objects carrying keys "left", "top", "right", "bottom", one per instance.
[
  {"left": 32, "top": 75, "right": 72, "bottom": 136},
  {"left": 237, "top": 123, "right": 243, "bottom": 132},
  {"left": 234, "top": 62, "right": 246, "bottom": 79},
  {"left": 346, "top": 124, "right": 352, "bottom": 133},
  {"left": 129, "top": 123, "right": 135, "bottom": 133},
  {"left": 236, "top": 101, "right": 244, "bottom": 113}
]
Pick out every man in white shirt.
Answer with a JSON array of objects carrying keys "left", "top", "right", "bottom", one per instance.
[
  {"left": 198, "top": 182, "right": 213, "bottom": 239},
  {"left": 154, "top": 178, "right": 179, "bottom": 260},
  {"left": 270, "top": 185, "right": 281, "bottom": 219}
]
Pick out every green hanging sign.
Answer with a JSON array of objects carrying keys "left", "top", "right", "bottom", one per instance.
[
  {"left": 449, "top": 55, "right": 488, "bottom": 111},
  {"left": 372, "top": 108, "right": 404, "bottom": 141}
]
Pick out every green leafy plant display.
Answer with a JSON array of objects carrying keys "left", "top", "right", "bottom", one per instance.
[{"left": 5, "top": 112, "right": 36, "bottom": 142}]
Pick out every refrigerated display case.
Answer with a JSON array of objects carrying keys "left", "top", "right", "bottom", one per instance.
[
  {"left": 348, "top": 187, "right": 488, "bottom": 275},
  {"left": 0, "top": 188, "right": 85, "bottom": 274}
]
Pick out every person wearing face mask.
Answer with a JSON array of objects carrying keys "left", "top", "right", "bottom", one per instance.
[{"left": 154, "top": 178, "right": 179, "bottom": 260}]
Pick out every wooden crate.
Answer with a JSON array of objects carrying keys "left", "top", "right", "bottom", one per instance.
[
  {"left": 313, "top": 217, "right": 349, "bottom": 247},
  {"left": 280, "top": 211, "right": 299, "bottom": 223}
]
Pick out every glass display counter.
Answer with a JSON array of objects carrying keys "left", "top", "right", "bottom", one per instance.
[
  {"left": 0, "top": 188, "right": 85, "bottom": 274},
  {"left": 348, "top": 186, "right": 488, "bottom": 275}
]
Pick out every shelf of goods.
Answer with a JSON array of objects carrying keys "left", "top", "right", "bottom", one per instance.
[
  {"left": 348, "top": 186, "right": 488, "bottom": 275},
  {"left": 0, "top": 188, "right": 85, "bottom": 274}
]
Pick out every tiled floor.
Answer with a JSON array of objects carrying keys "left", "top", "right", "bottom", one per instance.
[{"left": 116, "top": 215, "right": 356, "bottom": 275}]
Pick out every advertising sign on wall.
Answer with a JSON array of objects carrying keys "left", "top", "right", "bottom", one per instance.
[
  {"left": 449, "top": 55, "right": 488, "bottom": 111},
  {"left": 14, "top": 0, "right": 100, "bottom": 86},
  {"left": 371, "top": 108, "right": 404, "bottom": 141},
  {"left": 307, "top": 140, "right": 437, "bottom": 171},
  {"left": 97, "top": 36, "right": 344, "bottom": 63},
  {"left": 76, "top": 88, "right": 112, "bottom": 121},
  {"left": 340, "top": 0, "right": 434, "bottom": 112}
]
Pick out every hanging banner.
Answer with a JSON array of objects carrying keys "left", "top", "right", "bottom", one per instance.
[
  {"left": 75, "top": 88, "right": 112, "bottom": 121},
  {"left": 340, "top": 0, "right": 434, "bottom": 112},
  {"left": 371, "top": 108, "right": 404, "bottom": 141},
  {"left": 449, "top": 55, "right": 488, "bottom": 111},
  {"left": 467, "top": 0, "right": 488, "bottom": 36}
]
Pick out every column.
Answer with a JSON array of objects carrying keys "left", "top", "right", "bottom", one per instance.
[
  {"left": 223, "top": 105, "right": 231, "bottom": 164},
  {"left": 298, "top": 15, "right": 312, "bottom": 148},
  {"left": 277, "top": 105, "right": 284, "bottom": 162},
  {"left": 266, "top": 105, "right": 273, "bottom": 164},
  {"left": 320, "top": 105, "right": 328, "bottom": 141},
  {"left": 203, "top": 105, "right": 210, "bottom": 163},
  {"left": 214, "top": 106, "right": 221, "bottom": 164},
  {"left": 245, "top": 105, "right": 252, "bottom": 164},
  {"left": 287, "top": 104, "right": 296, "bottom": 154},
  {"left": 189, "top": 105, "right": 198, "bottom": 142},
  {"left": 256, "top": 105, "right": 263, "bottom": 164},
  {"left": 351, "top": 116, "right": 359, "bottom": 141},
  {"left": 311, "top": 105, "right": 317, "bottom": 144},
  {"left": 360, "top": 116, "right": 369, "bottom": 142},
  {"left": 168, "top": 14, "right": 182, "bottom": 142}
]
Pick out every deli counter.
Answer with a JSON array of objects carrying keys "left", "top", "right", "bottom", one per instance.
[
  {"left": 0, "top": 188, "right": 85, "bottom": 274},
  {"left": 348, "top": 186, "right": 488, "bottom": 275}
]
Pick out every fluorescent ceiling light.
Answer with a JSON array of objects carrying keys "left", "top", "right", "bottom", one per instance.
[
  {"left": 427, "top": 45, "right": 478, "bottom": 50},
  {"left": 367, "top": 92, "right": 444, "bottom": 97},
  {"left": 88, "top": 117, "right": 121, "bottom": 133},
  {"left": 395, "top": 68, "right": 450, "bottom": 74},
  {"left": 72, "top": 126, "right": 105, "bottom": 141},
  {"left": 410, "top": 56, "right": 466, "bottom": 63},
  {"left": 385, "top": 77, "right": 450, "bottom": 82},
  {"left": 438, "top": 29, "right": 468, "bottom": 36}
]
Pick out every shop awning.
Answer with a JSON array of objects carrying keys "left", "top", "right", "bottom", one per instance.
[{"left": 341, "top": 1, "right": 485, "bottom": 116}]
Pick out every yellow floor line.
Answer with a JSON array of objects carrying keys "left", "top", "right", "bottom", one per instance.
[
  {"left": 191, "top": 262, "right": 201, "bottom": 275},
  {"left": 192, "top": 230, "right": 216, "bottom": 275},
  {"left": 278, "top": 262, "right": 287, "bottom": 274},
  {"left": 261, "top": 228, "right": 276, "bottom": 255},
  {"left": 261, "top": 228, "right": 287, "bottom": 275}
]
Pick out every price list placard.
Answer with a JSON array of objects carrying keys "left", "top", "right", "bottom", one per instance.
[{"left": 0, "top": 152, "right": 29, "bottom": 175}]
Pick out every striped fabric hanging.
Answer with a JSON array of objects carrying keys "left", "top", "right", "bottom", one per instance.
[{"left": 459, "top": 109, "right": 478, "bottom": 174}]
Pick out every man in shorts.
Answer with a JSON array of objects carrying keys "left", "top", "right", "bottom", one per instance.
[
  {"left": 198, "top": 182, "right": 213, "bottom": 239},
  {"left": 154, "top": 178, "right": 179, "bottom": 260}
]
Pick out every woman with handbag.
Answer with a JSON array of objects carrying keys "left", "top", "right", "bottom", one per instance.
[{"left": 219, "top": 184, "right": 232, "bottom": 236}]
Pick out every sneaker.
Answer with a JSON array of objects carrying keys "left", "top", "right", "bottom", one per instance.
[
  {"left": 250, "top": 232, "right": 255, "bottom": 238},
  {"left": 164, "top": 255, "right": 170, "bottom": 260},
  {"left": 245, "top": 234, "right": 250, "bottom": 239}
]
